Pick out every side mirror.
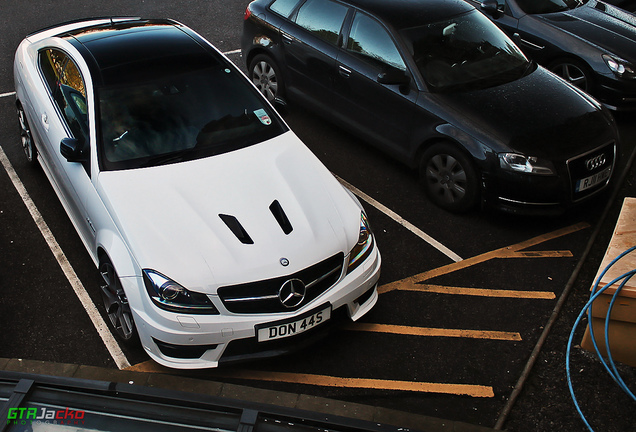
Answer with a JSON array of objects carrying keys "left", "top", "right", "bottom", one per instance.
[
  {"left": 481, "top": 0, "right": 500, "bottom": 16},
  {"left": 377, "top": 68, "right": 410, "bottom": 86},
  {"left": 60, "top": 138, "right": 85, "bottom": 162}
]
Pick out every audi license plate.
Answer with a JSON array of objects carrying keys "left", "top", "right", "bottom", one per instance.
[
  {"left": 575, "top": 167, "right": 611, "bottom": 192},
  {"left": 257, "top": 305, "right": 331, "bottom": 342}
]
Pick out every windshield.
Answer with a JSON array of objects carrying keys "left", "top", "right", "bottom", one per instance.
[
  {"left": 516, "top": 0, "right": 587, "bottom": 14},
  {"left": 402, "top": 10, "right": 530, "bottom": 92},
  {"left": 98, "top": 65, "right": 286, "bottom": 170}
]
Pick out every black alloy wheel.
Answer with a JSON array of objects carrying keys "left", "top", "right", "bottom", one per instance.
[
  {"left": 100, "top": 259, "right": 137, "bottom": 343},
  {"left": 549, "top": 58, "right": 592, "bottom": 92},
  {"left": 420, "top": 143, "right": 479, "bottom": 213},
  {"left": 249, "top": 54, "right": 284, "bottom": 103}
]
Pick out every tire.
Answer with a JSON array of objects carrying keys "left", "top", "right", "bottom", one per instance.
[
  {"left": 17, "top": 104, "right": 37, "bottom": 165},
  {"left": 249, "top": 54, "right": 285, "bottom": 103},
  {"left": 548, "top": 58, "right": 592, "bottom": 92},
  {"left": 99, "top": 257, "right": 138, "bottom": 344},
  {"left": 419, "top": 143, "right": 480, "bottom": 213}
]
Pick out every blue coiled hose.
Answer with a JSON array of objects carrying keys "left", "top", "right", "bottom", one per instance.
[{"left": 566, "top": 245, "right": 636, "bottom": 431}]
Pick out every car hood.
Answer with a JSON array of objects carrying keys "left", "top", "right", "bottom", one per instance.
[
  {"left": 96, "top": 132, "right": 361, "bottom": 293},
  {"left": 432, "top": 66, "right": 615, "bottom": 157},
  {"left": 539, "top": 2, "right": 636, "bottom": 61}
]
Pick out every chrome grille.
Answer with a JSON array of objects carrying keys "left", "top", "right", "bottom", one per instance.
[
  {"left": 567, "top": 141, "right": 615, "bottom": 201},
  {"left": 217, "top": 253, "right": 344, "bottom": 313}
]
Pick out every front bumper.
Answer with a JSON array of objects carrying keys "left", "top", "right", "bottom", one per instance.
[
  {"left": 127, "top": 247, "right": 381, "bottom": 369},
  {"left": 483, "top": 141, "right": 616, "bottom": 215},
  {"left": 594, "top": 74, "right": 636, "bottom": 111}
]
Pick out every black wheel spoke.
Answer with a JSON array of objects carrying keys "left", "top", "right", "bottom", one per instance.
[
  {"left": 420, "top": 143, "right": 479, "bottom": 212},
  {"left": 18, "top": 107, "right": 35, "bottom": 163},
  {"left": 99, "top": 261, "right": 136, "bottom": 342},
  {"left": 550, "top": 61, "right": 589, "bottom": 92}
]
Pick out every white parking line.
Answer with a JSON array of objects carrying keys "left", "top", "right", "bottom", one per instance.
[
  {"left": 0, "top": 145, "right": 131, "bottom": 370},
  {"left": 1, "top": 92, "right": 16, "bottom": 98},
  {"left": 337, "top": 176, "right": 463, "bottom": 262}
]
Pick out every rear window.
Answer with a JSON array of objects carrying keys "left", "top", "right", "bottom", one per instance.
[{"left": 269, "top": 0, "right": 302, "bottom": 17}]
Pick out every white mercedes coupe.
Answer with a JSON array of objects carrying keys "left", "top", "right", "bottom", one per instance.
[{"left": 14, "top": 17, "right": 381, "bottom": 369}]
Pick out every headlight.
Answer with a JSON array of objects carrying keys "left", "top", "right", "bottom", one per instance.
[
  {"left": 499, "top": 153, "right": 555, "bottom": 175},
  {"left": 143, "top": 270, "right": 219, "bottom": 314},
  {"left": 603, "top": 54, "right": 636, "bottom": 79},
  {"left": 347, "top": 212, "right": 374, "bottom": 273}
]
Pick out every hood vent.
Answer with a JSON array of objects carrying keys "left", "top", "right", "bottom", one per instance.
[
  {"left": 270, "top": 200, "right": 293, "bottom": 235},
  {"left": 219, "top": 214, "right": 254, "bottom": 244}
]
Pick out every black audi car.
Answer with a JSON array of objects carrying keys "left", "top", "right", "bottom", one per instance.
[
  {"left": 241, "top": 0, "right": 620, "bottom": 215},
  {"left": 473, "top": 0, "right": 636, "bottom": 110}
]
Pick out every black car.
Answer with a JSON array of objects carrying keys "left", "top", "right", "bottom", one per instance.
[
  {"left": 241, "top": 0, "right": 620, "bottom": 215},
  {"left": 472, "top": 0, "right": 636, "bottom": 110}
]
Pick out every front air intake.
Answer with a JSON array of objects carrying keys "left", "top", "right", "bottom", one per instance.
[
  {"left": 270, "top": 200, "right": 293, "bottom": 235},
  {"left": 219, "top": 214, "right": 254, "bottom": 244}
]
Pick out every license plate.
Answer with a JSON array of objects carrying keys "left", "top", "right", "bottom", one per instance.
[
  {"left": 575, "top": 167, "right": 611, "bottom": 192},
  {"left": 257, "top": 305, "right": 331, "bottom": 342}
]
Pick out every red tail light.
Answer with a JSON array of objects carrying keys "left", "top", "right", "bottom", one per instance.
[{"left": 244, "top": 5, "right": 252, "bottom": 20}]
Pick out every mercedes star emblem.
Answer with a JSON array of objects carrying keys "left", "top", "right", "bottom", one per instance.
[{"left": 278, "top": 278, "right": 306, "bottom": 308}]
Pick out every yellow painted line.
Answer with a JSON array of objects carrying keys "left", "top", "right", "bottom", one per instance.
[
  {"left": 124, "top": 360, "right": 170, "bottom": 373},
  {"left": 393, "top": 283, "right": 555, "bottom": 299},
  {"left": 379, "top": 222, "right": 589, "bottom": 294},
  {"left": 347, "top": 322, "right": 522, "bottom": 341},
  {"left": 217, "top": 370, "right": 494, "bottom": 397},
  {"left": 504, "top": 251, "right": 573, "bottom": 258},
  {"left": 125, "top": 361, "right": 494, "bottom": 397}
]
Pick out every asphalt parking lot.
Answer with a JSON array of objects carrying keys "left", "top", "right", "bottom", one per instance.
[{"left": 1, "top": 1, "right": 636, "bottom": 431}]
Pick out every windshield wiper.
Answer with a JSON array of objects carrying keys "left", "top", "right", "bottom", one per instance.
[
  {"left": 141, "top": 148, "right": 195, "bottom": 167},
  {"left": 521, "top": 60, "right": 535, "bottom": 78}
]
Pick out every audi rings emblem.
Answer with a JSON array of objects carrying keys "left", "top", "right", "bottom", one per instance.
[
  {"left": 586, "top": 154, "right": 606, "bottom": 171},
  {"left": 278, "top": 278, "right": 306, "bottom": 308}
]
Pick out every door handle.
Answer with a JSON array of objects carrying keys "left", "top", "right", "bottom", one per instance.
[
  {"left": 338, "top": 65, "right": 351, "bottom": 78},
  {"left": 41, "top": 113, "right": 50, "bottom": 131},
  {"left": 282, "top": 33, "right": 293, "bottom": 44}
]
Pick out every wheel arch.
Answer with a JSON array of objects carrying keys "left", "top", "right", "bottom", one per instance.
[
  {"left": 96, "top": 229, "right": 139, "bottom": 278},
  {"left": 244, "top": 46, "right": 269, "bottom": 71},
  {"left": 244, "top": 41, "right": 285, "bottom": 75},
  {"left": 413, "top": 123, "right": 490, "bottom": 173},
  {"left": 546, "top": 54, "right": 597, "bottom": 88},
  {"left": 96, "top": 231, "right": 147, "bottom": 325}
]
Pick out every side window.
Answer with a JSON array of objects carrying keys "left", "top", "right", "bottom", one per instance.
[
  {"left": 346, "top": 13, "right": 406, "bottom": 71},
  {"left": 294, "top": 0, "right": 349, "bottom": 46},
  {"left": 270, "top": 0, "right": 302, "bottom": 17},
  {"left": 39, "top": 49, "right": 89, "bottom": 146}
]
